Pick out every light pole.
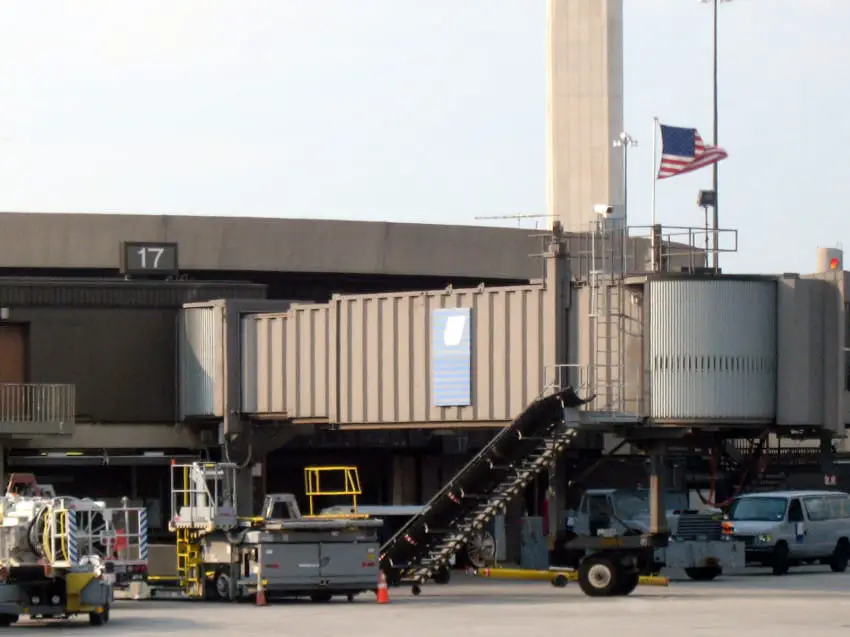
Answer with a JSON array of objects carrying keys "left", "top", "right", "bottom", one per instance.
[
  {"left": 700, "top": 0, "right": 732, "bottom": 269},
  {"left": 613, "top": 131, "right": 637, "bottom": 271},
  {"left": 613, "top": 132, "right": 638, "bottom": 226}
]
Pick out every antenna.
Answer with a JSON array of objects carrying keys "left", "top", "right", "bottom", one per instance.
[{"left": 474, "top": 213, "right": 550, "bottom": 229}]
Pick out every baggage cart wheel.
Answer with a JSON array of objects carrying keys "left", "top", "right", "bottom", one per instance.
[
  {"left": 577, "top": 556, "right": 619, "bottom": 597},
  {"left": 89, "top": 605, "right": 110, "bottom": 626},
  {"left": 411, "top": 584, "right": 422, "bottom": 596},
  {"left": 433, "top": 567, "right": 451, "bottom": 585},
  {"left": 467, "top": 531, "right": 497, "bottom": 569},
  {"left": 550, "top": 574, "right": 569, "bottom": 588}
]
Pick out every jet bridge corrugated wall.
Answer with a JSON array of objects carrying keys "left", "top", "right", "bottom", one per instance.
[{"left": 239, "top": 244, "right": 570, "bottom": 426}]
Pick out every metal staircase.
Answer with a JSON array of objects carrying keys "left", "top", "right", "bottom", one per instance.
[{"left": 380, "top": 387, "right": 590, "bottom": 586}]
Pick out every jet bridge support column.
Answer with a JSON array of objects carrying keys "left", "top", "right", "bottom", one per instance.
[
  {"left": 648, "top": 446, "right": 668, "bottom": 535},
  {"left": 547, "top": 455, "right": 568, "bottom": 552}
]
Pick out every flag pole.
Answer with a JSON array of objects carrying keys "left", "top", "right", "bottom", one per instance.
[{"left": 650, "top": 116, "right": 659, "bottom": 272}]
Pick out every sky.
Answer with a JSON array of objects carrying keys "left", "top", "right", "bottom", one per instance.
[{"left": 0, "top": 0, "right": 847, "bottom": 274}]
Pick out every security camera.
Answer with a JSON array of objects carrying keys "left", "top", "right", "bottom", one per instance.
[{"left": 593, "top": 204, "right": 614, "bottom": 216}]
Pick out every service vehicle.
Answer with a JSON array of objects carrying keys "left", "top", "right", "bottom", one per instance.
[
  {"left": 561, "top": 487, "right": 745, "bottom": 581},
  {"left": 164, "top": 462, "right": 382, "bottom": 602},
  {"left": 0, "top": 473, "right": 148, "bottom": 626},
  {"left": 722, "top": 490, "right": 850, "bottom": 575}
]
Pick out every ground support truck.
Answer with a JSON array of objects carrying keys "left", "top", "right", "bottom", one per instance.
[
  {"left": 0, "top": 473, "right": 148, "bottom": 625},
  {"left": 164, "top": 462, "right": 383, "bottom": 602}
]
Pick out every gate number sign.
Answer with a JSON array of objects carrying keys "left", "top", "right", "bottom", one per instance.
[{"left": 120, "top": 242, "right": 179, "bottom": 276}]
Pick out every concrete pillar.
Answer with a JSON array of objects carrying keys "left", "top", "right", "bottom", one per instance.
[
  {"left": 420, "top": 456, "right": 441, "bottom": 501},
  {"left": 391, "top": 455, "right": 417, "bottom": 505},
  {"left": 546, "top": 0, "right": 624, "bottom": 230}
]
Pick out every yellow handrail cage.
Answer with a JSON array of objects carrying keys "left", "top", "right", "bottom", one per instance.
[{"left": 303, "top": 466, "right": 363, "bottom": 517}]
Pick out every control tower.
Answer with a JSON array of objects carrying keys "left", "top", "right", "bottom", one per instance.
[{"left": 546, "top": 0, "right": 624, "bottom": 231}]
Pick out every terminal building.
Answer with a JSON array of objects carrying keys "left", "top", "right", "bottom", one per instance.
[{"left": 0, "top": 211, "right": 846, "bottom": 558}]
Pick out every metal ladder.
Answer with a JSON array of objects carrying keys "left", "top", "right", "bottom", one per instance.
[
  {"left": 589, "top": 219, "right": 626, "bottom": 413},
  {"left": 176, "top": 527, "right": 203, "bottom": 598},
  {"left": 403, "top": 430, "right": 577, "bottom": 584}
]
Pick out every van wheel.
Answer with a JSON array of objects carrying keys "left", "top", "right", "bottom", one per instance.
[
  {"left": 684, "top": 566, "right": 722, "bottom": 581},
  {"left": 0, "top": 614, "right": 18, "bottom": 627},
  {"left": 772, "top": 542, "right": 790, "bottom": 575},
  {"left": 830, "top": 539, "right": 850, "bottom": 573}
]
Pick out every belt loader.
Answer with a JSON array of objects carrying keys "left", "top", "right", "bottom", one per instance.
[
  {"left": 167, "top": 462, "right": 382, "bottom": 602},
  {"left": 0, "top": 473, "right": 148, "bottom": 626}
]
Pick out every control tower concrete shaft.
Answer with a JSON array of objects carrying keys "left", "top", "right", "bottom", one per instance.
[{"left": 546, "top": 0, "right": 624, "bottom": 231}]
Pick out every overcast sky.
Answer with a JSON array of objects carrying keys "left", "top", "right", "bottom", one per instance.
[{"left": 0, "top": 0, "right": 846, "bottom": 274}]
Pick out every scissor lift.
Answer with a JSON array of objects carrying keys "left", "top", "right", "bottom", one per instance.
[{"left": 165, "top": 461, "right": 382, "bottom": 602}]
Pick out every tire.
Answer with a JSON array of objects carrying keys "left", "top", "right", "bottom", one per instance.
[
  {"left": 830, "top": 539, "right": 850, "bottom": 573},
  {"left": 310, "top": 592, "right": 333, "bottom": 603},
  {"left": 214, "top": 570, "right": 234, "bottom": 601},
  {"left": 578, "top": 556, "right": 619, "bottom": 597},
  {"left": 772, "top": 542, "right": 790, "bottom": 576},
  {"left": 616, "top": 572, "right": 639, "bottom": 596},
  {"left": 551, "top": 574, "right": 569, "bottom": 588},
  {"left": 684, "top": 566, "right": 722, "bottom": 582},
  {"left": 0, "top": 614, "right": 17, "bottom": 627},
  {"left": 433, "top": 567, "right": 451, "bottom": 585},
  {"left": 89, "top": 606, "right": 109, "bottom": 626},
  {"left": 467, "top": 531, "right": 497, "bottom": 569}
]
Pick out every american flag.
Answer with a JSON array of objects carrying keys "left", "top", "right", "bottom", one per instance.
[{"left": 657, "top": 124, "right": 728, "bottom": 180}]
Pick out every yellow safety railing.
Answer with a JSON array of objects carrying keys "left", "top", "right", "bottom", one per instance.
[{"left": 303, "top": 466, "right": 365, "bottom": 517}]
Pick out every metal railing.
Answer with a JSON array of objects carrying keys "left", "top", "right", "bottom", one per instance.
[
  {"left": 543, "top": 363, "right": 643, "bottom": 417},
  {"left": 0, "top": 383, "right": 76, "bottom": 435}
]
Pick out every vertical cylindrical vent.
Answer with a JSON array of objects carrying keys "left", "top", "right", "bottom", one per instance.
[{"left": 816, "top": 247, "right": 843, "bottom": 272}]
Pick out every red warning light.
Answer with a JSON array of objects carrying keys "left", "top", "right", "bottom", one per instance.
[{"left": 830, "top": 257, "right": 840, "bottom": 270}]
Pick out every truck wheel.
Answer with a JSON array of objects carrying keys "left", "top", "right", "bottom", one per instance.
[
  {"left": 684, "top": 566, "right": 722, "bottom": 581},
  {"left": 578, "top": 556, "right": 619, "bottom": 597},
  {"left": 772, "top": 542, "right": 790, "bottom": 576},
  {"left": 0, "top": 614, "right": 18, "bottom": 627},
  {"left": 830, "top": 539, "right": 850, "bottom": 573},
  {"left": 616, "top": 572, "right": 639, "bottom": 596},
  {"left": 89, "top": 606, "right": 110, "bottom": 626},
  {"left": 215, "top": 570, "right": 235, "bottom": 601}
]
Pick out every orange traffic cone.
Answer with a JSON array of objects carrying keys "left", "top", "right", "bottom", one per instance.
[
  {"left": 376, "top": 571, "right": 390, "bottom": 604},
  {"left": 256, "top": 575, "right": 268, "bottom": 606}
]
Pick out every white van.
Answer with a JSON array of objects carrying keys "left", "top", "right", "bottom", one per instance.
[{"left": 724, "top": 490, "right": 850, "bottom": 575}]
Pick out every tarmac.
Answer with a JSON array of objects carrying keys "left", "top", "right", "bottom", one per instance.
[{"left": 9, "top": 567, "right": 850, "bottom": 635}]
